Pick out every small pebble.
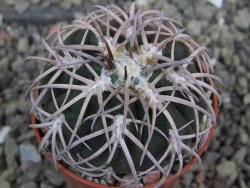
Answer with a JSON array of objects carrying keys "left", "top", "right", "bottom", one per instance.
[
  {"left": 0, "top": 181, "right": 11, "bottom": 188},
  {"left": 195, "top": 4, "right": 214, "bottom": 20},
  {"left": 19, "top": 144, "right": 41, "bottom": 163},
  {"left": 19, "top": 182, "right": 37, "bottom": 188},
  {"left": 17, "top": 101, "right": 30, "bottom": 113},
  {"left": 93, "top": 178, "right": 99, "bottom": 184},
  {"left": 207, "top": 0, "right": 223, "bottom": 8},
  {"left": 212, "top": 177, "right": 228, "bottom": 188},
  {"left": 17, "top": 38, "right": 29, "bottom": 53},
  {"left": 44, "top": 169, "right": 64, "bottom": 186},
  {"left": 0, "top": 167, "right": 18, "bottom": 182},
  {"left": 17, "top": 165, "right": 40, "bottom": 184},
  {"left": 4, "top": 102, "right": 18, "bottom": 116},
  {"left": 4, "top": 136, "right": 18, "bottom": 168},
  {"left": 233, "top": 147, "right": 246, "bottom": 165},
  {"left": 181, "top": 172, "right": 193, "bottom": 186},
  {"left": 233, "top": 9, "right": 250, "bottom": 30},
  {"left": 100, "top": 179, "right": 107, "bottom": 185},
  {"left": 216, "top": 160, "right": 236, "bottom": 177},
  {"left": 14, "top": 1, "right": 30, "bottom": 14},
  {"left": 31, "top": 0, "right": 40, "bottom": 4},
  {"left": 239, "top": 176, "right": 248, "bottom": 188},
  {"left": 105, "top": 176, "right": 115, "bottom": 185},
  {"left": 4, "top": 0, "right": 15, "bottom": 5},
  {"left": 0, "top": 126, "right": 11, "bottom": 144},
  {"left": 60, "top": 0, "right": 72, "bottom": 9},
  {"left": 243, "top": 94, "right": 250, "bottom": 105},
  {"left": 237, "top": 76, "right": 248, "bottom": 88},
  {"left": 163, "top": 4, "right": 178, "bottom": 17},
  {"left": 187, "top": 20, "right": 202, "bottom": 36},
  {"left": 220, "top": 146, "right": 233, "bottom": 157},
  {"left": 18, "top": 131, "right": 35, "bottom": 142},
  {"left": 238, "top": 130, "right": 248, "bottom": 144},
  {"left": 72, "top": 0, "right": 82, "bottom": 5},
  {"left": 40, "top": 182, "right": 54, "bottom": 188},
  {"left": 195, "top": 168, "right": 206, "bottom": 184},
  {"left": 0, "top": 14, "right": 3, "bottom": 26},
  {"left": 86, "top": 176, "right": 93, "bottom": 182}
]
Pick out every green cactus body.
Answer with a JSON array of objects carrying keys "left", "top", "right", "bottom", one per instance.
[{"left": 28, "top": 3, "right": 220, "bottom": 187}]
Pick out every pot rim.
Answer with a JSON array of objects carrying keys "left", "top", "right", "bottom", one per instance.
[{"left": 31, "top": 93, "right": 218, "bottom": 188}]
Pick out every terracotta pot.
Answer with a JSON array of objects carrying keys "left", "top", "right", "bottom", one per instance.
[{"left": 31, "top": 94, "right": 218, "bottom": 188}]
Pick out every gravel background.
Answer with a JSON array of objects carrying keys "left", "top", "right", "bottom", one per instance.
[{"left": 0, "top": 0, "right": 249, "bottom": 188}]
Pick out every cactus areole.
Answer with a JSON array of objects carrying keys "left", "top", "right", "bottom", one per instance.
[{"left": 28, "top": 2, "right": 220, "bottom": 187}]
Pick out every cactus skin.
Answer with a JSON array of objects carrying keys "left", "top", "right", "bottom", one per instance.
[{"left": 28, "top": 2, "right": 221, "bottom": 187}]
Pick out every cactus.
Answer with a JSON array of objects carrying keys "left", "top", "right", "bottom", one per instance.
[{"left": 28, "top": 2, "right": 221, "bottom": 187}]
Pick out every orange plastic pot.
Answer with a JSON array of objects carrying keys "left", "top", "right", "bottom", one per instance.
[{"left": 31, "top": 94, "right": 218, "bottom": 188}]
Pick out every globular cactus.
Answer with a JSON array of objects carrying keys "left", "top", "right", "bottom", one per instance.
[{"left": 28, "top": 2, "right": 221, "bottom": 187}]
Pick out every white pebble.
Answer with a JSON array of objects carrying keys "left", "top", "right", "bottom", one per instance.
[
  {"left": 207, "top": 0, "right": 223, "bottom": 8},
  {"left": 0, "top": 126, "right": 11, "bottom": 144}
]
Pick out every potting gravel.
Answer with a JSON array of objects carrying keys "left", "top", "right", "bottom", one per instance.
[{"left": 0, "top": 0, "right": 249, "bottom": 187}]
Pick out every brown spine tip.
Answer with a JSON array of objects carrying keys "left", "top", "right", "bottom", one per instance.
[
  {"left": 129, "top": 47, "right": 134, "bottom": 58},
  {"left": 92, "top": 17, "right": 115, "bottom": 69},
  {"left": 147, "top": 58, "right": 154, "bottom": 65},
  {"left": 105, "top": 40, "right": 114, "bottom": 61},
  {"left": 124, "top": 66, "right": 128, "bottom": 81},
  {"left": 117, "top": 44, "right": 125, "bottom": 52},
  {"left": 104, "top": 56, "right": 115, "bottom": 70},
  {"left": 97, "top": 32, "right": 114, "bottom": 61},
  {"left": 127, "top": 43, "right": 134, "bottom": 58},
  {"left": 136, "top": 44, "right": 142, "bottom": 55},
  {"left": 101, "top": 37, "right": 115, "bottom": 70}
]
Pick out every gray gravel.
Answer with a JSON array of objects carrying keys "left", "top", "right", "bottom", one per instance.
[
  {"left": 19, "top": 143, "right": 41, "bottom": 162},
  {"left": 0, "top": 0, "right": 249, "bottom": 188}
]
